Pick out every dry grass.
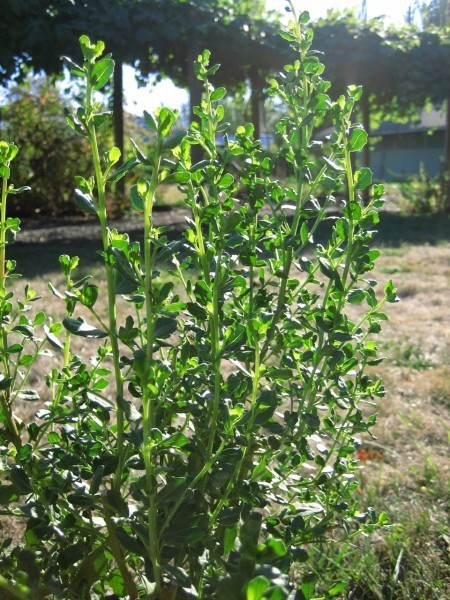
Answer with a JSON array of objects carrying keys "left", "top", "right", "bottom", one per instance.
[{"left": 343, "top": 242, "right": 450, "bottom": 599}]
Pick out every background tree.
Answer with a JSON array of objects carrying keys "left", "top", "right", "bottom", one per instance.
[
  {"left": 419, "top": 0, "right": 450, "bottom": 25},
  {"left": 0, "top": 77, "right": 104, "bottom": 216},
  {"left": 313, "top": 8, "right": 449, "bottom": 208},
  {"left": 0, "top": 0, "right": 284, "bottom": 167},
  {"left": 417, "top": 0, "right": 450, "bottom": 208}
]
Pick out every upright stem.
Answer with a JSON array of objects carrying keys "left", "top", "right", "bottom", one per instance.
[
  {"left": 205, "top": 249, "right": 223, "bottom": 461},
  {"left": 0, "top": 177, "right": 8, "bottom": 288},
  {"left": 102, "top": 493, "right": 139, "bottom": 599},
  {"left": 0, "top": 176, "right": 21, "bottom": 448},
  {"left": 340, "top": 139, "right": 356, "bottom": 294},
  {"left": 142, "top": 151, "right": 163, "bottom": 593},
  {"left": 85, "top": 68, "right": 125, "bottom": 491}
]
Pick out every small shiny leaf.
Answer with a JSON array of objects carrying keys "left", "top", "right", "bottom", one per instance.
[{"left": 63, "top": 317, "right": 108, "bottom": 339}]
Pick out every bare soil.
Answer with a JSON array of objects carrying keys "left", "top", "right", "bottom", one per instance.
[{"left": 16, "top": 207, "right": 190, "bottom": 245}]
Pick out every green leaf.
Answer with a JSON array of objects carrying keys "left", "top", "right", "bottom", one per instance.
[
  {"left": 163, "top": 565, "right": 193, "bottom": 591},
  {"left": 157, "top": 431, "right": 189, "bottom": 449},
  {"left": 384, "top": 280, "right": 399, "bottom": 303},
  {"left": 58, "top": 542, "right": 87, "bottom": 570},
  {"left": 80, "top": 284, "right": 98, "bottom": 308},
  {"left": 348, "top": 126, "right": 368, "bottom": 152},
  {"left": 74, "top": 189, "right": 97, "bottom": 214},
  {"left": 44, "top": 325, "right": 64, "bottom": 350},
  {"left": 0, "top": 484, "right": 20, "bottom": 504},
  {"left": 300, "top": 574, "right": 316, "bottom": 600},
  {"left": 143, "top": 110, "right": 158, "bottom": 133},
  {"left": 372, "top": 184, "right": 384, "bottom": 200},
  {"left": 157, "top": 477, "right": 187, "bottom": 505},
  {"left": 110, "top": 248, "right": 140, "bottom": 290},
  {"left": 218, "top": 173, "right": 234, "bottom": 189},
  {"left": 48, "top": 283, "right": 64, "bottom": 300},
  {"left": 164, "top": 301, "right": 186, "bottom": 312},
  {"left": 68, "top": 492, "right": 96, "bottom": 507},
  {"left": 6, "top": 344, "right": 23, "bottom": 354},
  {"left": 300, "top": 221, "right": 309, "bottom": 245},
  {"left": 343, "top": 201, "right": 361, "bottom": 221},
  {"left": 347, "top": 289, "right": 366, "bottom": 304},
  {"left": 329, "top": 581, "right": 347, "bottom": 596},
  {"left": 0, "top": 165, "right": 10, "bottom": 179},
  {"left": 186, "top": 302, "right": 208, "bottom": 321},
  {"left": 5, "top": 143, "right": 17, "bottom": 162},
  {"left": 115, "top": 527, "right": 146, "bottom": 555},
  {"left": 65, "top": 109, "right": 87, "bottom": 137},
  {"left": 153, "top": 317, "right": 177, "bottom": 339},
  {"left": 211, "top": 87, "right": 226, "bottom": 102},
  {"left": 93, "top": 112, "right": 112, "bottom": 128},
  {"left": 63, "top": 317, "right": 108, "bottom": 339},
  {"left": 9, "top": 468, "right": 32, "bottom": 493},
  {"left": 12, "top": 324, "right": 33, "bottom": 337},
  {"left": 157, "top": 107, "right": 177, "bottom": 138},
  {"left": 223, "top": 523, "right": 238, "bottom": 555},
  {"left": 355, "top": 167, "right": 372, "bottom": 190},
  {"left": 107, "top": 157, "right": 140, "bottom": 183},
  {"left": 91, "top": 56, "right": 114, "bottom": 90},
  {"left": 162, "top": 130, "right": 186, "bottom": 151},
  {"left": 0, "top": 375, "right": 12, "bottom": 390},
  {"left": 161, "top": 171, "right": 191, "bottom": 185},
  {"left": 105, "top": 569, "right": 126, "bottom": 597},
  {"left": 323, "top": 157, "right": 344, "bottom": 172},
  {"left": 163, "top": 512, "right": 208, "bottom": 544},
  {"left": 108, "top": 146, "right": 121, "bottom": 165},
  {"left": 263, "top": 538, "right": 287, "bottom": 559},
  {"left": 79, "top": 35, "right": 105, "bottom": 61},
  {"left": 247, "top": 576, "right": 269, "bottom": 600},
  {"left": 61, "top": 56, "right": 85, "bottom": 77},
  {"left": 8, "top": 186, "right": 31, "bottom": 195},
  {"left": 278, "top": 30, "right": 297, "bottom": 42},
  {"left": 103, "top": 490, "right": 129, "bottom": 517},
  {"left": 130, "top": 179, "right": 150, "bottom": 212},
  {"left": 130, "top": 138, "right": 149, "bottom": 164},
  {"left": 299, "top": 10, "right": 311, "bottom": 23}
]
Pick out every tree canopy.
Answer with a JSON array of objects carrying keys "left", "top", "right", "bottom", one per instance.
[
  {"left": 0, "top": 0, "right": 287, "bottom": 162},
  {"left": 1, "top": 1, "right": 449, "bottom": 206}
]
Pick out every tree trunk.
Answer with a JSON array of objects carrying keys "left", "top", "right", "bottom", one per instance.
[
  {"left": 445, "top": 96, "right": 450, "bottom": 212},
  {"left": 361, "top": 90, "right": 371, "bottom": 205},
  {"left": 113, "top": 60, "right": 124, "bottom": 196},
  {"left": 250, "top": 69, "right": 262, "bottom": 141}
]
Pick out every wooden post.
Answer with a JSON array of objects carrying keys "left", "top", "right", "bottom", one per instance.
[
  {"left": 113, "top": 60, "right": 124, "bottom": 197},
  {"left": 445, "top": 96, "right": 450, "bottom": 212},
  {"left": 250, "top": 70, "right": 262, "bottom": 141},
  {"left": 361, "top": 90, "right": 371, "bottom": 205}
]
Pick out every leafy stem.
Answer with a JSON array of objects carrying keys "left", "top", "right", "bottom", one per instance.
[
  {"left": 84, "top": 59, "right": 126, "bottom": 492},
  {"left": 205, "top": 247, "right": 223, "bottom": 462},
  {"left": 0, "top": 176, "right": 8, "bottom": 289},
  {"left": 142, "top": 146, "right": 163, "bottom": 594},
  {"left": 101, "top": 492, "right": 139, "bottom": 599}
]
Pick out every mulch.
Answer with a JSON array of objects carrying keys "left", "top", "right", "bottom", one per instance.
[{"left": 15, "top": 207, "right": 191, "bottom": 245}]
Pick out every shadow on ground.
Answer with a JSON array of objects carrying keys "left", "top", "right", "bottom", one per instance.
[{"left": 9, "top": 211, "right": 450, "bottom": 279}]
